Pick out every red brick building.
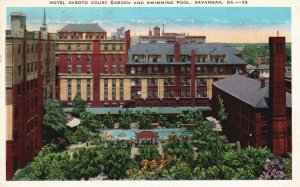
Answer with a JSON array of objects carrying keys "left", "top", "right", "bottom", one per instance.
[
  {"left": 6, "top": 11, "right": 56, "bottom": 179},
  {"left": 211, "top": 37, "right": 291, "bottom": 155}
]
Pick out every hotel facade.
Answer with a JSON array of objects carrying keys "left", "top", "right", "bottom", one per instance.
[{"left": 56, "top": 24, "right": 247, "bottom": 109}]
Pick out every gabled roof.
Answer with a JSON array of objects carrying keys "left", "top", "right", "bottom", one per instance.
[
  {"left": 213, "top": 74, "right": 291, "bottom": 108},
  {"left": 136, "top": 131, "right": 158, "bottom": 139},
  {"left": 59, "top": 23, "right": 106, "bottom": 32}
]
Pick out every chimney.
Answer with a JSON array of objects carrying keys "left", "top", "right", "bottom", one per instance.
[
  {"left": 269, "top": 37, "right": 287, "bottom": 156},
  {"left": 124, "top": 30, "right": 131, "bottom": 63},
  {"left": 174, "top": 42, "right": 181, "bottom": 62},
  {"left": 261, "top": 77, "right": 265, "bottom": 88}
]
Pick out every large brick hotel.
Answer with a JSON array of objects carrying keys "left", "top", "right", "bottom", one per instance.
[{"left": 5, "top": 10, "right": 292, "bottom": 179}]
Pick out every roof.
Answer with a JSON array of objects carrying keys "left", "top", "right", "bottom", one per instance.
[
  {"left": 129, "top": 43, "right": 246, "bottom": 65},
  {"left": 136, "top": 131, "right": 158, "bottom": 139},
  {"left": 63, "top": 106, "right": 211, "bottom": 115},
  {"left": 11, "top": 12, "right": 26, "bottom": 17},
  {"left": 59, "top": 23, "right": 106, "bottom": 32},
  {"left": 213, "top": 74, "right": 291, "bottom": 108},
  {"left": 65, "top": 116, "right": 80, "bottom": 128}
]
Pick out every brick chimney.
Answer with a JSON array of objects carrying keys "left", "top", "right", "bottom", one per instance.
[
  {"left": 174, "top": 42, "right": 181, "bottom": 62},
  {"left": 124, "top": 30, "right": 131, "bottom": 63},
  {"left": 269, "top": 37, "right": 287, "bottom": 156}
]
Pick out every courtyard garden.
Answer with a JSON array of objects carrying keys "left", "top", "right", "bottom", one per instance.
[{"left": 13, "top": 97, "right": 292, "bottom": 180}]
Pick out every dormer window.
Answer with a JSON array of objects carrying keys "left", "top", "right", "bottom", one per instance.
[
  {"left": 180, "top": 55, "right": 191, "bottom": 62},
  {"left": 133, "top": 55, "right": 146, "bottom": 63},
  {"left": 149, "top": 55, "right": 161, "bottom": 62},
  {"left": 167, "top": 55, "right": 174, "bottom": 62},
  {"left": 196, "top": 55, "right": 208, "bottom": 62}
]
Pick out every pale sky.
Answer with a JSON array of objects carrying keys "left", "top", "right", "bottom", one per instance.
[{"left": 6, "top": 7, "right": 291, "bottom": 43}]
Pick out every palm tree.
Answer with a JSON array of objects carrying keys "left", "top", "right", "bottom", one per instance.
[{"left": 102, "top": 112, "right": 114, "bottom": 129}]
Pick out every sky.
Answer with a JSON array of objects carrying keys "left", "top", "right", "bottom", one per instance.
[{"left": 6, "top": 7, "right": 291, "bottom": 43}]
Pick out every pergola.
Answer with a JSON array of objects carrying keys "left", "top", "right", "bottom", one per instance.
[{"left": 135, "top": 131, "right": 159, "bottom": 146}]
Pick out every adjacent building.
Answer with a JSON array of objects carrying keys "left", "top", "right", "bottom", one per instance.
[
  {"left": 139, "top": 25, "right": 206, "bottom": 44},
  {"left": 211, "top": 37, "right": 291, "bottom": 156},
  {"left": 6, "top": 11, "right": 56, "bottom": 179}
]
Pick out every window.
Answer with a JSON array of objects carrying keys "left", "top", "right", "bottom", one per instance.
[
  {"left": 112, "top": 66, "right": 116, "bottom": 74},
  {"left": 18, "top": 65, "right": 22, "bottom": 75},
  {"left": 112, "top": 88, "right": 116, "bottom": 100},
  {"left": 167, "top": 55, "right": 174, "bottom": 62},
  {"left": 31, "top": 44, "right": 34, "bottom": 53},
  {"left": 68, "top": 54, "right": 72, "bottom": 62},
  {"left": 186, "top": 67, "right": 191, "bottom": 73},
  {"left": 104, "top": 44, "right": 108, "bottom": 50},
  {"left": 170, "top": 66, "right": 174, "bottom": 74},
  {"left": 112, "top": 55, "right": 116, "bottom": 61},
  {"left": 120, "top": 45, "right": 124, "bottom": 51},
  {"left": 77, "top": 66, "right": 82, "bottom": 74},
  {"left": 153, "top": 66, "right": 158, "bottom": 73},
  {"left": 180, "top": 66, "right": 185, "bottom": 73},
  {"left": 170, "top": 79, "right": 174, "bottom": 85},
  {"left": 104, "top": 88, "right": 108, "bottom": 100},
  {"left": 87, "top": 66, "right": 91, "bottom": 74},
  {"left": 120, "top": 54, "right": 124, "bottom": 62},
  {"left": 87, "top": 55, "right": 92, "bottom": 62},
  {"left": 68, "top": 44, "right": 71, "bottom": 50},
  {"left": 213, "top": 66, "right": 218, "bottom": 74},
  {"left": 104, "top": 55, "right": 109, "bottom": 61},
  {"left": 196, "top": 66, "right": 201, "bottom": 73},
  {"left": 67, "top": 66, "right": 72, "bottom": 74},
  {"left": 120, "top": 79, "right": 124, "bottom": 88},
  {"left": 131, "top": 67, "right": 135, "bottom": 74},
  {"left": 87, "top": 44, "right": 91, "bottom": 51},
  {"left": 76, "top": 55, "right": 81, "bottom": 62},
  {"left": 77, "top": 44, "right": 80, "bottom": 50},
  {"left": 112, "top": 44, "right": 116, "bottom": 50},
  {"left": 18, "top": 44, "right": 21, "bottom": 54},
  {"left": 77, "top": 79, "right": 81, "bottom": 95},
  {"left": 137, "top": 66, "right": 142, "bottom": 74},
  {"left": 27, "top": 44, "right": 30, "bottom": 53},
  {"left": 147, "top": 66, "right": 152, "bottom": 74},
  {"left": 68, "top": 80, "right": 72, "bottom": 100},
  {"left": 119, "top": 66, "right": 124, "bottom": 74},
  {"left": 164, "top": 67, "right": 169, "bottom": 74},
  {"left": 104, "top": 79, "right": 108, "bottom": 87},
  {"left": 219, "top": 67, "right": 224, "bottom": 74},
  {"left": 104, "top": 66, "right": 109, "bottom": 74},
  {"left": 112, "top": 79, "right": 116, "bottom": 87}
]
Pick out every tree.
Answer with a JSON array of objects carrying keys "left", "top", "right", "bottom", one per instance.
[
  {"left": 127, "top": 156, "right": 192, "bottom": 180},
  {"left": 242, "top": 45, "right": 259, "bottom": 65},
  {"left": 73, "top": 126, "right": 92, "bottom": 144},
  {"left": 70, "top": 148, "right": 104, "bottom": 180},
  {"left": 72, "top": 94, "right": 86, "bottom": 117},
  {"left": 163, "top": 135, "right": 194, "bottom": 165},
  {"left": 193, "top": 165, "right": 236, "bottom": 180},
  {"left": 179, "top": 109, "right": 203, "bottom": 124},
  {"left": 222, "top": 147, "right": 273, "bottom": 179},
  {"left": 136, "top": 111, "right": 154, "bottom": 129},
  {"left": 43, "top": 99, "right": 68, "bottom": 143},
  {"left": 13, "top": 144, "right": 73, "bottom": 180},
  {"left": 102, "top": 112, "right": 114, "bottom": 129},
  {"left": 80, "top": 111, "right": 103, "bottom": 133},
  {"left": 136, "top": 145, "right": 161, "bottom": 162},
  {"left": 158, "top": 115, "right": 169, "bottom": 128},
  {"left": 192, "top": 122, "right": 231, "bottom": 168},
  {"left": 218, "top": 94, "right": 227, "bottom": 122},
  {"left": 118, "top": 109, "right": 134, "bottom": 129},
  {"left": 103, "top": 149, "right": 137, "bottom": 180}
]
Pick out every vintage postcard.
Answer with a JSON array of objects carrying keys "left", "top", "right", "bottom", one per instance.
[{"left": 0, "top": 0, "right": 299, "bottom": 186}]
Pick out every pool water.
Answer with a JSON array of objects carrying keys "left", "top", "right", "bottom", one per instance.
[{"left": 107, "top": 129, "right": 193, "bottom": 140}]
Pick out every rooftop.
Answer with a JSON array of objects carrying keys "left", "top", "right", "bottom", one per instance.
[
  {"left": 129, "top": 43, "right": 245, "bottom": 65},
  {"left": 59, "top": 23, "right": 106, "bottom": 33},
  {"left": 213, "top": 74, "right": 291, "bottom": 108}
]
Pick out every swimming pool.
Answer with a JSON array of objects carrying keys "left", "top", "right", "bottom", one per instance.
[{"left": 107, "top": 129, "right": 193, "bottom": 140}]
